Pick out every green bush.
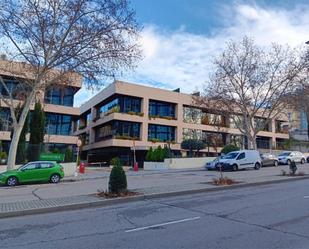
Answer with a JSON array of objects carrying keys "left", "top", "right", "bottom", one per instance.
[
  {"left": 64, "top": 147, "right": 73, "bottom": 162},
  {"left": 52, "top": 148, "right": 61, "bottom": 154},
  {"left": 156, "top": 145, "right": 164, "bottom": 162},
  {"left": 108, "top": 165, "right": 127, "bottom": 193},
  {"left": 110, "top": 157, "right": 121, "bottom": 166},
  {"left": 146, "top": 147, "right": 154, "bottom": 161},
  {"left": 0, "top": 151, "right": 7, "bottom": 159},
  {"left": 181, "top": 139, "right": 205, "bottom": 157},
  {"left": 221, "top": 144, "right": 240, "bottom": 155},
  {"left": 163, "top": 146, "right": 169, "bottom": 159}
]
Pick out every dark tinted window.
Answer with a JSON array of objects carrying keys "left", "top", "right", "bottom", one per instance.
[
  {"left": 23, "top": 163, "right": 39, "bottom": 170},
  {"left": 237, "top": 152, "right": 245, "bottom": 160},
  {"left": 44, "top": 87, "right": 74, "bottom": 106},
  {"left": 148, "top": 124, "right": 175, "bottom": 142},
  {"left": 40, "top": 162, "right": 54, "bottom": 169},
  {"left": 46, "top": 113, "right": 72, "bottom": 135},
  {"left": 149, "top": 100, "right": 175, "bottom": 118}
]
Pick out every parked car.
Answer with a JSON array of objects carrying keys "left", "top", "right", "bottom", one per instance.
[
  {"left": 216, "top": 150, "right": 262, "bottom": 171},
  {"left": 205, "top": 156, "right": 225, "bottom": 170},
  {"left": 278, "top": 151, "right": 306, "bottom": 165},
  {"left": 260, "top": 153, "right": 279, "bottom": 167},
  {"left": 0, "top": 161, "right": 64, "bottom": 186},
  {"left": 303, "top": 152, "right": 309, "bottom": 163}
]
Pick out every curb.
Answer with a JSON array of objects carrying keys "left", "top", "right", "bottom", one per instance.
[
  {"left": 0, "top": 195, "right": 146, "bottom": 219},
  {"left": 144, "top": 175, "right": 309, "bottom": 200},
  {"left": 1, "top": 175, "right": 309, "bottom": 219}
]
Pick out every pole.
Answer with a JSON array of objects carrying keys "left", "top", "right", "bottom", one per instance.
[
  {"left": 75, "top": 145, "right": 79, "bottom": 177},
  {"left": 133, "top": 139, "right": 136, "bottom": 166}
]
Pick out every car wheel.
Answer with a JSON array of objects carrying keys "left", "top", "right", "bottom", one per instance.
[
  {"left": 274, "top": 160, "right": 279, "bottom": 167},
  {"left": 50, "top": 174, "right": 60, "bottom": 184},
  {"left": 232, "top": 164, "right": 238, "bottom": 171},
  {"left": 287, "top": 159, "right": 291, "bottom": 166},
  {"left": 6, "top": 176, "right": 18, "bottom": 186},
  {"left": 301, "top": 158, "right": 305, "bottom": 164},
  {"left": 254, "top": 162, "right": 261, "bottom": 170}
]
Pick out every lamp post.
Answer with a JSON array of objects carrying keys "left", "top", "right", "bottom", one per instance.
[{"left": 75, "top": 138, "right": 82, "bottom": 177}]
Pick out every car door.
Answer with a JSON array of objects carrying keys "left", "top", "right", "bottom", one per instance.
[
  {"left": 261, "top": 154, "right": 270, "bottom": 166},
  {"left": 297, "top": 152, "right": 303, "bottom": 163},
  {"left": 18, "top": 163, "right": 40, "bottom": 183},
  {"left": 236, "top": 152, "right": 246, "bottom": 169},
  {"left": 37, "top": 162, "right": 55, "bottom": 181}
]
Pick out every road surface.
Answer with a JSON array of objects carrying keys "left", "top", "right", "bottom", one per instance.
[{"left": 1, "top": 179, "right": 309, "bottom": 249}]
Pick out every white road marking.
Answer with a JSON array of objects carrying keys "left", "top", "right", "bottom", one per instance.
[
  {"left": 125, "top": 216, "right": 201, "bottom": 233},
  {"left": 304, "top": 196, "right": 309, "bottom": 198}
]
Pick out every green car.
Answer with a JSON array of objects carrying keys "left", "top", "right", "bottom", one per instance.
[{"left": 0, "top": 161, "right": 65, "bottom": 186}]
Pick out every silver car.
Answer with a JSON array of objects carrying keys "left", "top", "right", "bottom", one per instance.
[
  {"left": 205, "top": 156, "right": 224, "bottom": 170},
  {"left": 260, "top": 153, "right": 279, "bottom": 167},
  {"left": 278, "top": 151, "right": 306, "bottom": 165}
]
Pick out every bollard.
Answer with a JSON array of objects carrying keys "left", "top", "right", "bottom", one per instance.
[
  {"left": 79, "top": 162, "right": 85, "bottom": 174},
  {"left": 133, "top": 162, "right": 139, "bottom": 171}
]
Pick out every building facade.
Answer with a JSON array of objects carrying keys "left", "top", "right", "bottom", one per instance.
[
  {"left": 0, "top": 60, "right": 81, "bottom": 153},
  {"left": 74, "top": 81, "right": 290, "bottom": 166}
]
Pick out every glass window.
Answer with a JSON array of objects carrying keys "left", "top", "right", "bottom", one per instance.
[
  {"left": 202, "top": 113, "right": 226, "bottom": 126},
  {"left": 121, "top": 96, "right": 141, "bottom": 113},
  {"left": 255, "top": 118, "right": 270, "bottom": 132},
  {"left": 149, "top": 100, "right": 175, "bottom": 118},
  {"left": 183, "top": 107, "right": 202, "bottom": 124},
  {"left": 148, "top": 124, "right": 175, "bottom": 142},
  {"left": 183, "top": 128, "right": 203, "bottom": 140},
  {"left": 229, "top": 115, "right": 243, "bottom": 129},
  {"left": 114, "top": 121, "right": 140, "bottom": 138},
  {"left": 98, "top": 98, "right": 119, "bottom": 117},
  {"left": 237, "top": 153, "right": 245, "bottom": 160},
  {"left": 46, "top": 113, "right": 72, "bottom": 135},
  {"left": 44, "top": 87, "right": 74, "bottom": 107},
  {"left": 40, "top": 162, "right": 54, "bottom": 169},
  {"left": 95, "top": 121, "right": 140, "bottom": 142},
  {"left": 0, "top": 108, "right": 12, "bottom": 131},
  {"left": 256, "top": 136, "right": 270, "bottom": 149},
  {"left": 22, "top": 163, "right": 39, "bottom": 170}
]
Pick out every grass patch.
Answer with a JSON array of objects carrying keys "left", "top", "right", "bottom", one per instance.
[
  {"left": 281, "top": 170, "right": 306, "bottom": 177},
  {"left": 212, "top": 177, "right": 237, "bottom": 186},
  {"left": 97, "top": 189, "right": 140, "bottom": 198}
]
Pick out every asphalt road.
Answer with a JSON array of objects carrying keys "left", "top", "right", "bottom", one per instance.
[{"left": 2, "top": 179, "right": 309, "bottom": 249}]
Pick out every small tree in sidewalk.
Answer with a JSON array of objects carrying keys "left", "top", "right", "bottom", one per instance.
[{"left": 108, "top": 157, "right": 127, "bottom": 194}]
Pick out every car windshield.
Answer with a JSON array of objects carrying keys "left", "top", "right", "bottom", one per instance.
[
  {"left": 279, "top": 152, "right": 291, "bottom": 157},
  {"left": 224, "top": 152, "right": 239, "bottom": 159},
  {"left": 18, "top": 163, "right": 29, "bottom": 170}
]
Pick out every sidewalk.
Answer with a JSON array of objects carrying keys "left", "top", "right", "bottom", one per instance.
[{"left": 1, "top": 164, "right": 309, "bottom": 218}]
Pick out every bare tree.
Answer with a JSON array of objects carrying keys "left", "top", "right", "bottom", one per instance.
[
  {"left": 0, "top": 0, "right": 141, "bottom": 169},
  {"left": 289, "top": 84, "right": 309, "bottom": 138},
  {"left": 198, "top": 36, "right": 308, "bottom": 150}
]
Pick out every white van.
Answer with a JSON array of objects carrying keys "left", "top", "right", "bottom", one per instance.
[{"left": 217, "top": 150, "right": 262, "bottom": 171}]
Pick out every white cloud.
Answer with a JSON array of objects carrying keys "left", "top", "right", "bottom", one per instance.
[{"left": 75, "top": 3, "right": 309, "bottom": 106}]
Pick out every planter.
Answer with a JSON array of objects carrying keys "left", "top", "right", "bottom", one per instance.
[{"left": 144, "top": 161, "right": 168, "bottom": 170}]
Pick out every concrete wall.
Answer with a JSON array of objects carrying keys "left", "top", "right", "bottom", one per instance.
[
  {"left": 144, "top": 157, "right": 216, "bottom": 170},
  {"left": 164, "top": 157, "right": 216, "bottom": 169},
  {"left": 144, "top": 162, "right": 168, "bottom": 170}
]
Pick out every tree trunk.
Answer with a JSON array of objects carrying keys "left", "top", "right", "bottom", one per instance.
[
  {"left": 7, "top": 125, "right": 23, "bottom": 170},
  {"left": 7, "top": 91, "right": 36, "bottom": 170}
]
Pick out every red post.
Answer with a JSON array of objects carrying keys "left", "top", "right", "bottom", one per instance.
[
  {"left": 79, "top": 162, "right": 85, "bottom": 174},
  {"left": 133, "top": 162, "right": 138, "bottom": 171}
]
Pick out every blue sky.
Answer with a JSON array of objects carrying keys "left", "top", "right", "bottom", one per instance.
[{"left": 74, "top": 0, "right": 309, "bottom": 106}]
